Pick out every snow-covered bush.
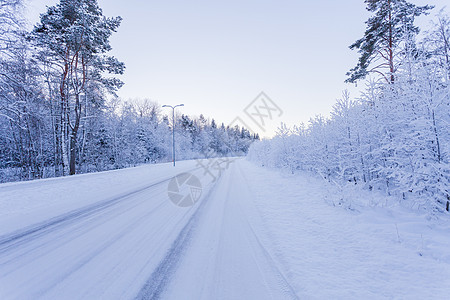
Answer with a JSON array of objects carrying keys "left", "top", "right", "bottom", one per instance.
[{"left": 248, "top": 53, "right": 450, "bottom": 214}]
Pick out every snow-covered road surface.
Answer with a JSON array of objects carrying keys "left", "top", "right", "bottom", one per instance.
[{"left": 0, "top": 159, "right": 449, "bottom": 299}]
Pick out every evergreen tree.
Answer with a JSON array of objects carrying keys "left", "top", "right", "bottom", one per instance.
[
  {"left": 31, "top": 0, "right": 124, "bottom": 175},
  {"left": 346, "top": 0, "right": 432, "bottom": 83}
]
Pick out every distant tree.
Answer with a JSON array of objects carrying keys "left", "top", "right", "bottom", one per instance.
[{"left": 346, "top": 0, "right": 432, "bottom": 83}]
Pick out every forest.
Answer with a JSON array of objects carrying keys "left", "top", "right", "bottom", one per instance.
[
  {"left": 0, "top": 0, "right": 258, "bottom": 183},
  {"left": 1, "top": 0, "right": 449, "bottom": 215},
  {"left": 248, "top": 1, "right": 450, "bottom": 214}
]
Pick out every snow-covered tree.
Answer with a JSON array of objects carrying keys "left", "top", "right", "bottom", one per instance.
[
  {"left": 249, "top": 15, "right": 450, "bottom": 213},
  {"left": 31, "top": 0, "right": 125, "bottom": 175},
  {"left": 346, "top": 0, "right": 432, "bottom": 83}
]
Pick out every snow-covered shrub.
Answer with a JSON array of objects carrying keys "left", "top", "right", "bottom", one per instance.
[{"left": 248, "top": 55, "right": 450, "bottom": 214}]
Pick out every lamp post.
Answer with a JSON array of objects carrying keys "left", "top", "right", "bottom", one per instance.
[{"left": 162, "top": 104, "right": 184, "bottom": 166}]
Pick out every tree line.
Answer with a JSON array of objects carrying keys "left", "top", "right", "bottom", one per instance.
[
  {"left": 248, "top": 0, "right": 449, "bottom": 214},
  {"left": 0, "top": 0, "right": 258, "bottom": 183}
]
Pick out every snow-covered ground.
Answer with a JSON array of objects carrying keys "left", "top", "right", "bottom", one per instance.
[
  {"left": 238, "top": 160, "right": 450, "bottom": 299},
  {"left": 0, "top": 159, "right": 449, "bottom": 299}
]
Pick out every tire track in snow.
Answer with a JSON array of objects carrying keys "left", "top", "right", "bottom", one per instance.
[
  {"left": 135, "top": 174, "right": 221, "bottom": 300},
  {"left": 234, "top": 162, "right": 298, "bottom": 299},
  {"left": 0, "top": 167, "right": 200, "bottom": 253},
  {"left": 153, "top": 161, "right": 297, "bottom": 299},
  {"left": 34, "top": 197, "right": 172, "bottom": 298},
  {"left": 0, "top": 187, "right": 168, "bottom": 277}
]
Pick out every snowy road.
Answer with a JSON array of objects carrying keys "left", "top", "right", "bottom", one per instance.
[
  {"left": 0, "top": 159, "right": 449, "bottom": 299},
  {"left": 0, "top": 160, "right": 295, "bottom": 299},
  {"left": 0, "top": 163, "right": 206, "bottom": 299}
]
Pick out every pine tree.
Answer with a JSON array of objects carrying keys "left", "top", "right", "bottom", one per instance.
[
  {"left": 31, "top": 0, "right": 124, "bottom": 175},
  {"left": 346, "top": 0, "right": 432, "bottom": 83}
]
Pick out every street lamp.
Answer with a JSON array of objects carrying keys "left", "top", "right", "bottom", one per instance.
[{"left": 162, "top": 104, "right": 184, "bottom": 166}]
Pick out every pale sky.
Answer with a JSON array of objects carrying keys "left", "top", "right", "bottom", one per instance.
[{"left": 25, "top": 0, "right": 448, "bottom": 137}]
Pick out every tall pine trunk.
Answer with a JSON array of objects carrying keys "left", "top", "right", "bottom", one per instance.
[{"left": 388, "top": 0, "right": 395, "bottom": 83}]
